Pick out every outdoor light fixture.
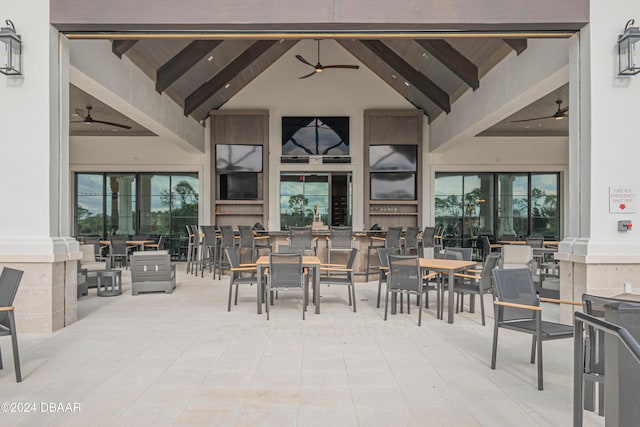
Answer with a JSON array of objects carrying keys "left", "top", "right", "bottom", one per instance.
[
  {"left": 0, "top": 20, "right": 22, "bottom": 75},
  {"left": 618, "top": 19, "right": 640, "bottom": 76}
]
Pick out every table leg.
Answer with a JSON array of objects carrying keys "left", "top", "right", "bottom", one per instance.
[
  {"left": 448, "top": 269, "right": 455, "bottom": 324},
  {"left": 257, "top": 265, "right": 264, "bottom": 314},
  {"left": 314, "top": 263, "right": 320, "bottom": 314}
]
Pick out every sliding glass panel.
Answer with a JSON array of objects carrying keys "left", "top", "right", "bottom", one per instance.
[
  {"left": 169, "top": 175, "right": 199, "bottom": 238},
  {"left": 138, "top": 174, "right": 171, "bottom": 236},
  {"left": 75, "top": 174, "right": 104, "bottom": 237},
  {"left": 434, "top": 174, "right": 463, "bottom": 247},
  {"left": 105, "top": 174, "right": 136, "bottom": 236},
  {"left": 531, "top": 174, "right": 559, "bottom": 240},
  {"left": 497, "top": 174, "right": 528, "bottom": 240}
]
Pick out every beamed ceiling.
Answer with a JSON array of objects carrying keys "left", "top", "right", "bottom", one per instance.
[{"left": 70, "top": 36, "right": 569, "bottom": 137}]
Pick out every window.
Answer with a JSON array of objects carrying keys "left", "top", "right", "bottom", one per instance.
[
  {"left": 74, "top": 172, "right": 199, "bottom": 240},
  {"left": 434, "top": 172, "right": 560, "bottom": 245}
]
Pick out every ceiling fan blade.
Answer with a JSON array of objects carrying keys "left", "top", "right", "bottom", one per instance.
[
  {"left": 509, "top": 115, "right": 555, "bottom": 123},
  {"left": 322, "top": 65, "right": 360, "bottom": 70},
  {"left": 298, "top": 71, "right": 318, "bottom": 79},
  {"left": 91, "top": 119, "right": 132, "bottom": 129},
  {"left": 558, "top": 106, "right": 569, "bottom": 114},
  {"left": 295, "top": 55, "right": 315, "bottom": 68},
  {"left": 70, "top": 120, "right": 87, "bottom": 124}
]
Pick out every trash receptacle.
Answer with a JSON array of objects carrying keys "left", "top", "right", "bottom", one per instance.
[{"left": 603, "top": 301, "right": 640, "bottom": 427}]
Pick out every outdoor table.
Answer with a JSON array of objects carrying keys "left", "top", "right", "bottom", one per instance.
[
  {"left": 101, "top": 240, "right": 154, "bottom": 251},
  {"left": 256, "top": 255, "right": 321, "bottom": 315},
  {"left": 418, "top": 258, "right": 477, "bottom": 324}
]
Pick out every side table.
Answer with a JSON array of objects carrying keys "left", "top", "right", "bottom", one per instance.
[{"left": 97, "top": 270, "right": 123, "bottom": 296}]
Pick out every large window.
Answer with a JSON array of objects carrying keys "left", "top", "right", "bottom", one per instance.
[
  {"left": 435, "top": 172, "right": 560, "bottom": 245},
  {"left": 280, "top": 173, "right": 352, "bottom": 229},
  {"left": 74, "top": 172, "right": 199, "bottom": 239}
]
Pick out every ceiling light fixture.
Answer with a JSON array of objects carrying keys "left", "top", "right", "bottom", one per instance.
[{"left": 207, "top": 55, "right": 213, "bottom": 61}]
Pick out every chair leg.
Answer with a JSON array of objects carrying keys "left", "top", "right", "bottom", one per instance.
[
  {"left": 234, "top": 284, "right": 239, "bottom": 305},
  {"left": 377, "top": 276, "right": 383, "bottom": 308},
  {"left": 491, "top": 308, "right": 499, "bottom": 370},
  {"left": 479, "top": 293, "right": 486, "bottom": 326},
  {"left": 530, "top": 336, "right": 537, "bottom": 364},
  {"left": 418, "top": 293, "right": 423, "bottom": 326},
  {"left": 8, "top": 311, "right": 21, "bottom": 382},
  {"left": 266, "top": 287, "right": 270, "bottom": 320},
  {"left": 537, "top": 335, "right": 543, "bottom": 391},
  {"left": 351, "top": 281, "right": 357, "bottom": 313},
  {"left": 227, "top": 282, "right": 233, "bottom": 311},
  {"left": 384, "top": 289, "right": 390, "bottom": 321}
]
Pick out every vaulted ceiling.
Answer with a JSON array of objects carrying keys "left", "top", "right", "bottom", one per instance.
[{"left": 70, "top": 36, "right": 568, "bottom": 137}]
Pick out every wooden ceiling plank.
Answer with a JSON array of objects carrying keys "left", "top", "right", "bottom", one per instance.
[
  {"left": 359, "top": 40, "right": 450, "bottom": 114},
  {"left": 156, "top": 40, "right": 224, "bottom": 94},
  {"left": 112, "top": 40, "right": 139, "bottom": 58},
  {"left": 503, "top": 39, "right": 528, "bottom": 55},
  {"left": 184, "top": 40, "right": 277, "bottom": 116},
  {"left": 415, "top": 39, "right": 479, "bottom": 90}
]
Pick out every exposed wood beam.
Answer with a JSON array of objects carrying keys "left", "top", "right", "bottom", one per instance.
[
  {"left": 184, "top": 40, "right": 277, "bottom": 116},
  {"left": 503, "top": 39, "right": 528, "bottom": 55},
  {"left": 414, "top": 39, "right": 479, "bottom": 90},
  {"left": 156, "top": 40, "right": 224, "bottom": 94},
  {"left": 111, "top": 40, "right": 138, "bottom": 58},
  {"left": 359, "top": 40, "right": 450, "bottom": 114}
]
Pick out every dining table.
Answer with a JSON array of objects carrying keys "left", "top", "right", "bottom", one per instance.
[
  {"left": 418, "top": 257, "right": 478, "bottom": 324},
  {"left": 100, "top": 240, "right": 154, "bottom": 251},
  {"left": 255, "top": 255, "right": 322, "bottom": 315}
]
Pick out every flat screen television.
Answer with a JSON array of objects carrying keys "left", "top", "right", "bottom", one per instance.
[
  {"left": 282, "top": 117, "right": 349, "bottom": 156},
  {"left": 369, "top": 145, "right": 417, "bottom": 172},
  {"left": 220, "top": 173, "right": 259, "bottom": 200},
  {"left": 216, "top": 144, "right": 263, "bottom": 172},
  {"left": 370, "top": 173, "right": 416, "bottom": 200}
]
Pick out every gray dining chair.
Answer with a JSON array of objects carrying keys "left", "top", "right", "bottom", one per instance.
[
  {"left": 265, "top": 253, "right": 307, "bottom": 320},
  {"left": 319, "top": 248, "right": 358, "bottom": 312},
  {"left": 453, "top": 253, "right": 500, "bottom": 325},
  {"left": 225, "top": 248, "right": 258, "bottom": 311},
  {"left": 0, "top": 267, "right": 24, "bottom": 382},
  {"left": 385, "top": 255, "right": 426, "bottom": 326}
]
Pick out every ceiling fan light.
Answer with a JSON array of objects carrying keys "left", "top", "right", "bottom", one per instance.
[
  {"left": 316, "top": 68, "right": 322, "bottom": 73},
  {"left": 555, "top": 116, "right": 564, "bottom": 121}
]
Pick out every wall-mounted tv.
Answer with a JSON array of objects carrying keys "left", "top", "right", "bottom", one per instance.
[
  {"left": 369, "top": 145, "right": 417, "bottom": 172},
  {"left": 282, "top": 117, "right": 349, "bottom": 156},
  {"left": 370, "top": 173, "right": 416, "bottom": 200},
  {"left": 220, "top": 173, "right": 259, "bottom": 200},
  {"left": 216, "top": 144, "right": 263, "bottom": 172}
]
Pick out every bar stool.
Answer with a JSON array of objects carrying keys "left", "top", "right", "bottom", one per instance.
[
  {"left": 216, "top": 225, "right": 237, "bottom": 279},
  {"left": 238, "top": 225, "right": 271, "bottom": 263},
  {"left": 199, "top": 226, "right": 219, "bottom": 277},
  {"left": 365, "top": 226, "right": 402, "bottom": 282},
  {"left": 326, "top": 226, "right": 353, "bottom": 265},
  {"left": 403, "top": 226, "right": 420, "bottom": 255},
  {"left": 185, "top": 225, "right": 196, "bottom": 275}
]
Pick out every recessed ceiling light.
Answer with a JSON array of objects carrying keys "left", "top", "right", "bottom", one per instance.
[
  {"left": 391, "top": 74, "right": 397, "bottom": 79},
  {"left": 422, "top": 53, "right": 428, "bottom": 59},
  {"left": 404, "top": 81, "right": 410, "bottom": 87},
  {"left": 537, "top": 123, "right": 543, "bottom": 127},
  {"left": 207, "top": 55, "right": 213, "bottom": 61},
  {"left": 524, "top": 125, "right": 531, "bottom": 129},
  {"left": 224, "top": 83, "right": 230, "bottom": 89}
]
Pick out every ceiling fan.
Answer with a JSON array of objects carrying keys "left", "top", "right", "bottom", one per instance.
[
  {"left": 71, "top": 106, "right": 132, "bottom": 129},
  {"left": 510, "top": 99, "right": 569, "bottom": 123},
  {"left": 295, "top": 40, "right": 360, "bottom": 79}
]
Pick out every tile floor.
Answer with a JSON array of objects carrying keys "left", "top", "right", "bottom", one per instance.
[{"left": 0, "top": 263, "right": 604, "bottom": 426}]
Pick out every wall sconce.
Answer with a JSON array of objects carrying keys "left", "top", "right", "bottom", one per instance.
[
  {"left": 0, "top": 20, "right": 22, "bottom": 75},
  {"left": 618, "top": 19, "right": 640, "bottom": 76}
]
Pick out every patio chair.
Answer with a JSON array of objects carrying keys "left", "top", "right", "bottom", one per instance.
[
  {"left": 403, "top": 226, "right": 421, "bottom": 256},
  {"left": 444, "top": 247, "right": 473, "bottom": 261},
  {"left": 326, "top": 226, "right": 353, "bottom": 265},
  {"left": 288, "top": 226, "right": 317, "bottom": 255},
  {"left": 265, "top": 253, "right": 307, "bottom": 320},
  {"left": 384, "top": 255, "right": 426, "bottom": 326},
  {"left": 197, "top": 226, "right": 219, "bottom": 277},
  {"left": 366, "top": 226, "right": 403, "bottom": 281},
  {"left": 225, "top": 248, "right": 258, "bottom": 311},
  {"left": 130, "top": 251, "right": 176, "bottom": 295},
  {"left": 109, "top": 236, "right": 130, "bottom": 269},
  {"left": 216, "top": 226, "right": 237, "bottom": 279},
  {"left": 453, "top": 253, "right": 500, "bottom": 325},
  {"left": 319, "top": 248, "right": 358, "bottom": 312},
  {"left": 376, "top": 247, "right": 401, "bottom": 308},
  {"left": 490, "top": 267, "right": 581, "bottom": 390},
  {"left": 144, "top": 235, "right": 165, "bottom": 251},
  {"left": 0, "top": 267, "right": 24, "bottom": 382},
  {"left": 238, "top": 225, "right": 271, "bottom": 263},
  {"left": 420, "top": 226, "right": 436, "bottom": 257}
]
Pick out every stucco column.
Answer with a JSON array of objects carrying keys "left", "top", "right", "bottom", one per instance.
[
  {"left": 0, "top": 1, "right": 79, "bottom": 332},
  {"left": 559, "top": 0, "right": 640, "bottom": 323}
]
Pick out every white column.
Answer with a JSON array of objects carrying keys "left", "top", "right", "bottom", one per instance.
[
  {"left": 0, "top": 1, "right": 79, "bottom": 332},
  {"left": 559, "top": 0, "right": 640, "bottom": 322}
]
